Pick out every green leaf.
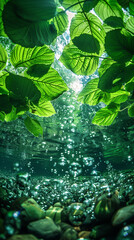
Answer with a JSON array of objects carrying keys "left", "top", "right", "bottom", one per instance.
[
  {"left": 5, "top": 106, "right": 18, "bottom": 122},
  {"left": 0, "top": 71, "right": 9, "bottom": 94},
  {"left": 0, "top": 94, "right": 12, "bottom": 113},
  {"left": 60, "top": 0, "right": 99, "bottom": 13},
  {"left": 12, "top": 0, "right": 57, "bottom": 22},
  {"left": 25, "top": 64, "right": 51, "bottom": 79},
  {"left": 128, "top": 103, "right": 134, "bottom": 117},
  {"left": 98, "top": 57, "right": 116, "bottom": 77},
  {"left": 78, "top": 78, "right": 110, "bottom": 105},
  {"left": 53, "top": 9, "right": 69, "bottom": 36},
  {"left": 24, "top": 116, "right": 43, "bottom": 137},
  {"left": 60, "top": 42, "right": 99, "bottom": 75},
  {"left": 5, "top": 73, "right": 41, "bottom": 104},
  {"left": 0, "top": 112, "right": 5, "bottom": 121},
  {"left": 2, "top": 1, "right": 57, "bottom": 47},
  {"left": 105, "top": 29, "right": 134, "bottom": 62},
  {"left": 98, "top": 63, "right": 125, "bottom": 92},
  {"left": 92, "top": 105, "right": 119, "bottom": 126},
  {"left": 94, "top": 0, "right": 123, "bottom": 21},
  {"left": 32, "top": 68, "right": 69, "bottom": 101},
  {"left": 126, "top": 16, "right": 134, "bottom": 35},
  {"left": 108, "top": 90, "right": 130, "bottom": 104},
  {"left": 30, "top": 100, "right": 56, "bottom": 117},
  {"left": 129, "top": 1, "right": 134, "bottom": 16},
  {"left": 0, "top": 0, "right": 8, "bottom": 37},
  {"left": 70, "top": 13, "right": 105, "bottom": 55},
  {"left": 0, "top": 44, "right": 7, "bottom": 71},
  {"left": 11, "top": 45, "right": 54, "bottom": 68},
  {"left": 117, "top": 0, "right": 129, "bottom": 9},
  {"left": 104, "top": 16, "right": 124, "bottom": 28},
  {"left": 125, "top": 82, "right": 134, "bottom": 92}
]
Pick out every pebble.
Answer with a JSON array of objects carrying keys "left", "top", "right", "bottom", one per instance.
[
  {"left": 27, "top": 217, "right": 61, "bottom": 239},
  {"left": 21, "top": 198, "right": 46, "bottom": 222},
  {"left": 112, "top": 204, "right": 134, "bottom": 226},
  {"left": 8, "top": 234, "right": 39, "bottom": 240}
]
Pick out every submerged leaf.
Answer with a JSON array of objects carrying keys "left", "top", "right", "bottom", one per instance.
[
  {"left": 24, "top": 116, "right": 43, "bottom": 137},
  {"left": 60, "top": 42, "right": 99, "bottom": 75},
  {"left": 11, "top": 45, "right": 55, "bottom": 68}
]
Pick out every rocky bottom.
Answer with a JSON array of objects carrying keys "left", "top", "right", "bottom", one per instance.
[{"left": 0, "top": 169, "right": 134, "bottom": 240}]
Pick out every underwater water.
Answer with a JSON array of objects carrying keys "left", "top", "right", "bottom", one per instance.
[{"left": 0, "top": 2, "right": 134, "bottom": 240}]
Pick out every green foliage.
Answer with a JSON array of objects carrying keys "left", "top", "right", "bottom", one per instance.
[
  {"left": 11, "top": 45, "right": 54, "bottom": 68},
  {"left": 32, "top": 67, "right": 69, "bottom": 101},
  {"left": 105, "top": 29, "right": 134, "bottom": 62},
  {"left": 0, "top": 0, "right": 134, "bottom": 132},
  {"left": 70, "top": 13, "right": 105, "bottom": 54},
  {"left": 53, "top": 9, "right": 69, "bottom": 36},
  {"left": 94, "top": 0, "right": 123, "bottom": 21},
  {"left": 24, "top": 116, "right": 43, "bottom": 137},
  {"left": 0, "top": 44, "right": 7, "bottom": 70},
  {"left": 92, "top": 104, "right": 120, "bottom": 126},
  {"left": 60, "top": 42, "right": 99, "bottom": 75},
  {"left": 78, "top": 78, "right": 110, "bottom": 105}
]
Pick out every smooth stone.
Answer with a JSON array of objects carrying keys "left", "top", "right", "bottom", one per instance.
[
  {"left": 8, "top": 234, "right": 38, "bottom": 240},
  {"left": 8, "top": 235, "right": 38, "bottom": 240},
  {"left": 60, "top": 228, "right": 78, "bottom": 240},
  {"left": 27, "top": 217, "right": 61, "bottom": 239},
  {"left": 21, "top": 198, "right": 45, "bottom": 222},
  {"left": 112, "top": 204, "right": 134, "bottom": 226}
]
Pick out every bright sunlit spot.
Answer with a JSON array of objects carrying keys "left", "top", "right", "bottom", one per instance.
[
  {"left": 66, "top": 11, "right": 75, "bottom": 24},
  {"left": 70, "top": 80, "right": 83, "bottom": 93}
]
